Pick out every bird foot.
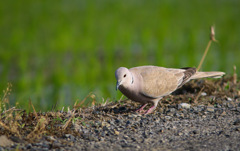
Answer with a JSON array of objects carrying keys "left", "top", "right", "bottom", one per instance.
[
  {"left": 144, "top": 105, "right": 156, "bottom": 115},
  {"left": 135, "top": 104, "right": 148, "bottom": 113}
]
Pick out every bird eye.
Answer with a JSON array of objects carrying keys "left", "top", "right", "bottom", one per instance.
[{"left": 123, "top": 74, "right": 126, "bottom": 78}]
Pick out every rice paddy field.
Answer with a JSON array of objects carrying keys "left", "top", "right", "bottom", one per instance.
[{"left": 0, "top": 0, "right": 240, "bottom": 111}]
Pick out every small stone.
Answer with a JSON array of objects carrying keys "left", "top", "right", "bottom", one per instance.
[
  {"left": 115, "top": 119, "right": 122, "bottom": 124},
  {"left": 26, "top": 144, "right": 32, "bottom": 149},
  {"left": 126, "top": 120, "right": 131, "bottom": 125},
  {"left": 225, "top": 134, "right": 230, "bottom": 138},
  {"left": 135, "top": 145, "right": 141, "bottom": 149},
  {"left": 114, "top": 130, "right": 120, "bottom": 135},
  {"left": 192, "top": 130, "right": 198, "bottom": 134},
  {"left": 216, "top": 104, "right": 222, "bottom": 108},
  {"left": 221, "top": 111, "right": 227, "bottom": 115},
  {"left": 158, "top": 129, "right": 164, "bottom": 134},
  {"left": 121, "top": 139, "right": 128, "bottom": 144},
  {"left": 179, "top": 103, "right": 191, "bottom": 109},
  {"left": 101, "top": 121, "right": 110, "bottom": 127},
  {"left": 131, "top": 137, "right": 137, "bottom": 142},
  {"left": 52, "top": 142, "right": 62, "bottom": 149},
  {"left": 165, "top": 116, "right": 172, "bottom": 120},
  {"left": 233, "top": 119, "right": 240, "bottom": 125},
  {"left": 99, "top": 137, "right": 105, "bottom": 141},
  {"left": 168, "top": 108, "right": 176, "bottom": 112},
  {"left": 46, "top": 136, "right": 56, "bottom": 141},
  {"left": 178, "top": 132, "right": 183, "bottom": 136},
  {"left": 0, "top": 136, "right": 13, "bottom": 147},
  {"left": 234, "top": 127, "right": 240, "bottom": 131},
  {"left": 201, "top": 92, "right": 207, "bottom": 96},
  {"left": 64, "top": 134, "right": 75, "bottom": 141},
  {"left": 123, "top": 135, "right": 129, "bottom": 140},
  {"left": 207, "top": 107, "right": 215, "bottom": 112}
]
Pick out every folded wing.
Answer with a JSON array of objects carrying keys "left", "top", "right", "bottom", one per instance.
[{"left": 130, "top": 66, "right": 196, "bottom": 98}]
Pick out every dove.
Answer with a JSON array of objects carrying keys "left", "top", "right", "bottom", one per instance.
[{"left": 115, "top": 66, "right": 225, "bottom": 114}]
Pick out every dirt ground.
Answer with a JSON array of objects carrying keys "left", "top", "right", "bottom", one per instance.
[{"left": 0, "top": 76, "right": 240, "bottom": 150}]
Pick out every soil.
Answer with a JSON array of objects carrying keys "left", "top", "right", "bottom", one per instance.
[{"left": 0, "top": 76, "right": 240, "bottom": 151}]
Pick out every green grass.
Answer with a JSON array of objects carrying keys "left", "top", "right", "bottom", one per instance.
[{"left": 0, "top": 0, "right": 240, "bottom": 110}]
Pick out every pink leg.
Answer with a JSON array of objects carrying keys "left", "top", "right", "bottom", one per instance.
[
  {"left": 135, "top": 104, "right": 148, "bottom": 113},
  {"left": 144, "top": 105, "right": 157, "bottom": 114}
]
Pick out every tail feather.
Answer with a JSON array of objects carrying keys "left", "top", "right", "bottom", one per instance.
[{"left": 191, "top": 71, "right": 225, "bottom": 79}]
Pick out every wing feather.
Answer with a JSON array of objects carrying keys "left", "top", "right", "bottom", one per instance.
[{"left": 130, "top": 66, "right": 187, "bottom": 98}]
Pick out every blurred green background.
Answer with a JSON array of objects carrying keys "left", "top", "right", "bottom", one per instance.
[{"left": 0, "top": 0, "right": 239, "bottom": 111}]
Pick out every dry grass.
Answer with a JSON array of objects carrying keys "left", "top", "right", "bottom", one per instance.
[
  {"left": 0, "top": 83, "right": 22, "bottom": 137},
  {"left": 0, "top": 84, "right": 97, "bottom": 141},
  {"left": 197, "top": 26, "right": 218, "bottom": 71}
]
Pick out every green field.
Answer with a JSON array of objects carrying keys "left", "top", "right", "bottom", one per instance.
[{"left": 0, "top": 0, "right": 239, "bottom": 111}]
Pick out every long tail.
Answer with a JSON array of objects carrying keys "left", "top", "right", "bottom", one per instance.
[{"left": 191, "top": 71, "right": 225, "bottom": 79}]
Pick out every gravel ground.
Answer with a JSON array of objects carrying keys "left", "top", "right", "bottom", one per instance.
[{"left": 1, "top": 77, "right": 240, "bottom": 151}]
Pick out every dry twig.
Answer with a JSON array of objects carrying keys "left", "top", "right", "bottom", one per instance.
[{"left": 197, "top": 26, "right": 217, "bottom": 71}]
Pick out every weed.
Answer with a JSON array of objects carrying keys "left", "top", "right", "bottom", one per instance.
[
  {"left": 197, "top": 26, "right": 217, "bottom": 71},
  {"left": 27, "top": 116, "right": 48, "bottom": 139},
  {"left": 73, "top": 92, "right": 96, "bottom": 109},
  {"left": 224, "top": 82, "right": 230, "bottom": 90},
  {"left": 72, "top": 117, "right": 82, "bottom": 125},
  {"left": 0, "top": 83, "right": 22, "bottom": 137},
  {"left": 0, "top": 83, "right": 12, "bottom": 114},
  {"left": 233, "top": 65, "right": 237, "bottom": 84}
]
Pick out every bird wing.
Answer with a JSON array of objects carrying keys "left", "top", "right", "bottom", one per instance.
[{"left": 130, "top": 66, "right": 195, "bottom": 98}]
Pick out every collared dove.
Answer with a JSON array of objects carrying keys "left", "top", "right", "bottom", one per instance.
[{"left": 115, "top": 66, "right": 225, "bottom": 114}]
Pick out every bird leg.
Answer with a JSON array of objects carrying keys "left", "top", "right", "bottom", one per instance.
[
  {"left": 144, "top": 105, "right": 157, "bottom": 115},
  {"left": 135, "top": 104, "right": 148, "bottom": 113},
  {"left": 144, "top": 99, "right": 161, "bottom": 114}
]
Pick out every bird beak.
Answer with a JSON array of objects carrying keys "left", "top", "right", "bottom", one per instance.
[{"left": 116, "top": 81, "right": 121, "bottom": 90}]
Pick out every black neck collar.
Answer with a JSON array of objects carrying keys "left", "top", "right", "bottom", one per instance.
[{"left": 131, "top": 75, "right": 134, "bottom": 84}]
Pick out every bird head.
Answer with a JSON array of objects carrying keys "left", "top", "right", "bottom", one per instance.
[{"left": 115, "top": 67, "right": 133, "bottom": 90}]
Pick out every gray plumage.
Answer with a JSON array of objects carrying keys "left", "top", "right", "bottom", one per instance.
[{"left": 115, "top": 65, "right": 225, "bottom": 114}]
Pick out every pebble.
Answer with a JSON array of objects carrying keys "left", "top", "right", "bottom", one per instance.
[
  {"left": 179, "top": 103, "right": 191, "bottom": 109},
  {"left": 0, "top": 135, "right": 13, "bottom": 147},
  {"left": 126, "top": 120, "right": 131, "bottom": 125},
  {"left": 46, "top": 136, "right": 56, "bottom": 141},
  {"left": 114, "top": 130, "right": 120, "bottom": 135},
  {"left": 207, "top": 107, "right": 215, "bottom": 112},
  {"left": 52, "top": 142, "right": 62, "bottom": 148},
  {"left": 165, "top": 116, "right": 172, "bottom": 120},
  {"left": 233, "top": 119, "right": 240, "bottom": 125},
  {"left": 168, "top": 108, "right": 176, "bottom": 112},
  {"left": 64, "top": 134, "right": 75, "bottom": 141},
  {"left": 26, "top": 144, "right": 32, "bottom": 149},
  {"left": 221, "top": 111, "right": 227, "bottom": 115}
]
